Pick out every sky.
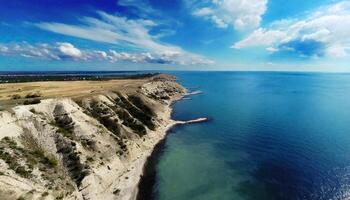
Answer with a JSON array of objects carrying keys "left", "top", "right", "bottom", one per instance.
[{"left": 1, "top": 0, "right": 350, "bottom": 71}]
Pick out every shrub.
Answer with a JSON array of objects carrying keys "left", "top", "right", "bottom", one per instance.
[
  {"left": 55, "top": 137, "right": 89, "bottom": 186},
  {"left": 128, "top": 95, "right": 155, "bottom": 116},
  {"left": 81, "top": 138, "right": 96, "bottom": 150},
  {"left": 113, "top": 189, "right": 120, "bottom": 195},
  {"left": 25, "top": 91, "right": 41, "bottom": 98},
  {"left": 23, "top": 98, "right": 41, "bottom": 105},
  {"left": 11, "top": 94, "right": 21, "bottom": 100},
  {"left": 56, "top": 127, "right": 74, "bottom": 139},
  {"left": 116, "top": 109, "right": 146, "bottom": 136},
  {"left": 14, "top": 166, "right": 32, "bottom": 178},
  {"left": 88, "top": 101, "right": 121, "bottom": 136},
  {"left": 42, "top": 192, "right": 49, "bottom": 197},
  {"left": 52, "top": 106, "right": 75, "bottom": 139},
  {"left": 2, "top": 137, "right": 17, "bottom": 149},
  {"left": 43, "top": 155, "right": 58, "bottom": 167},
  {"left": 115, "top": 93, "right": 156, "bottom": 131},
  {"left": 86, "top": 157, "right": 94, "bottom": 162},
  {"left": 29, "top": 108, "right": 36, "bottom": 113},
  {"left": 0, "top": 150, "right": 32, "bottom": 178}
]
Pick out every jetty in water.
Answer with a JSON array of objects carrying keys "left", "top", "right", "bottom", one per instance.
[{"left": 177, "top": 117, "right": 209, "bottom": 125}]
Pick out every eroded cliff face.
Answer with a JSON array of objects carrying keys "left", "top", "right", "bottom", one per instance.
[{"left": 0, "top": 75, "right": 186, "bottom": 200}]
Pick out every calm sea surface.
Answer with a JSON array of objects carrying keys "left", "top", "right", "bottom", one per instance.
[{"left": 139, "top": 72, "right": 350, "bottom": 200}]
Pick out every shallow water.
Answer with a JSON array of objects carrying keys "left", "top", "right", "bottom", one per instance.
[{"left": 140, "top": 72, "right": 350, "bottom": 200}]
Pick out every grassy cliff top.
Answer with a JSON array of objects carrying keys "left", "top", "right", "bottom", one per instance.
[{"left": 0, "top": 73, "right": 176, "bottom": 109}]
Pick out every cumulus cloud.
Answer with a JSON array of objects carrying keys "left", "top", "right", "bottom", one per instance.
[
  {"left": 191, "top": 0, "right": 268, "bottom": 30},
  {"left": 233, "top": 1, "right": 350, "bottom": 58},
  {"left": 57, "top": 42, "right": 82, "bottom": 58},
  {"left": 0, "top": 42, "right": 213, "bottom": 65}
]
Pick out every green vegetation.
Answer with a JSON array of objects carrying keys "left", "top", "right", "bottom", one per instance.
[
  {"left": 128, "top": 95, "right": 155, "bottom": 116},
  {"left": 49, "top": 121, "right": 73, "bottom": 139},
  {"left": 86, "top": 93, "right": 156, "bottom": 137},
  {"left": 56, "top": 127, "right": 74, "bottom": 139},
  {"left": 35, "top": 150, "right": 57, "bottom": 168},
  {"left": 29, "top": 108, "right": 36, "bottom": 113},
  {"left": 2, "top": 136, "right": 18, "bottom": 148},
  {"left": 55, "top": 195, "right": 64, "bottom": 200},
  {"left": 119, "top": 141, "right": 127, "bottom": 150},
  {"left": 23, "top": 98, "right": 41, "bottom": 105},
  {"left": 99, "top": 116, "right": 120, "bottom": 135},
  {"left": 0, "top": 137, "right": 32, "bottom": 178},
  {"left": 0, "top": 73, "right": 156, "bottom": 83},
  {"left": 81, "top": 138, "right": 96, "bottom": 150},
  {"left": 51, "top": 108, "right": 75, "bottom": 140},
  {"left": 115, "top": 93, "right": 156, "bottom": 131},
  {"left": 11, "top": 94, "right": 21, "bottom": 100},
  {"left": 0, "top": 135, "right": 58, "bottom": 179},
  {"left": 116, "top": 108, "right": 146, "bottom": 136},
  {"left": 113, "top": 189, "right": 120, "bottom": 195},
  {"left": 86, "top": 156, "right": 94, "bottom": 162},
  {"left": 25, "top": 91, "right": 41, "bottom": 98},
  {"left": 84, "top": 93, "right": 156, "bottom": 137},
  {"left": 55, "top": 138, "right": 89, "bottom": 186},
  {"left": 42, "top": 192, "right": 49, "bottom": 197},
  {"left": 88, "top": 100, "right": 121, "bottom": 136},
  {"left": 0, "top": 130, "right": 75, "bottom": 197}
]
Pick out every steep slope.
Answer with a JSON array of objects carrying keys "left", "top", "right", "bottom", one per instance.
[{"left": 0, "top": 75, "right": 186, "bottom": 200}]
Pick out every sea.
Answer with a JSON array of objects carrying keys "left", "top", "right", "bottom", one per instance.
[{"left": 138, "top": 71, "right": 350, "bottom": 200}]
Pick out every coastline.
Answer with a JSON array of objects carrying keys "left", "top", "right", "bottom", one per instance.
[
  {"left": 125, "top": 92, "right": 181, "bottom": 200},
  {"left": 131, "top": 94, "right": 208, "bottom": 200},
  {"left": 128, "top": 115, "right": 177, "bottom": 200},
  {"left": 0, "top": 74, "right": 206, "bottom": 200}
]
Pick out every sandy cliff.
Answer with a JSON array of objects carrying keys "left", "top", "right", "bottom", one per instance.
[{"left": 0, "top": 74, "right": 186, "bottom": 200}]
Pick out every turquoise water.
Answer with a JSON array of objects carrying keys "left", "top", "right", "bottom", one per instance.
[{"left": 139, "top": 72, "right": 350, "bottom": 200}]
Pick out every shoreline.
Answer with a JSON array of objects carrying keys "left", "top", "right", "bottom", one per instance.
[
  {"left": 121, "top": 95, "right": 180, "bottom": 200},
  {"left": 0, "top": 74, "right": 202, "bottom": 200},
  {"left": 132, "top": 95, "right": 208, "bottom": 200}
]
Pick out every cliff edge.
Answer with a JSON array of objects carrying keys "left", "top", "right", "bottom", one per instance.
[{"left": 0, "top": 74, "right": 186, "bottom": 200}]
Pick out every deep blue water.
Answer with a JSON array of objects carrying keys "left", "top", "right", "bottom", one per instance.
[{"left": 141, "top": 72, "right": 350, "bottom": 200}]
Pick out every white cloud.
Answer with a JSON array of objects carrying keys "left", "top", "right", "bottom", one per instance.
[
  {"left": 191, "top": 0, "right": 268, "bottom": 30},
  {"left": 35, "top": 12, "right": 173, "bottom": 52},
  {"left": 232, "top": 28, "right": 286, "bottom": 48},
  {"left": 325, "top": 45, "right": 348, "bottom": 58},
  {"left": 266, "top": 47, "right": 278, "bottom": 53},
  {"left": 0, "top": 46, "right": 8, "bottom": 52},
  {"left": 233, "top": 1, "right": 350, "bottom": 57},
  {"left": 193, "top": 7, "right": 214, "bottom": 16},
  {"left": 57, "top": 42, "right": 82, "bottom": 58},
  {"left": 0, "top": 43, "right": 61, "bottom": 60},
  {"left": 0, "top": 42, "right": 214, "bottom": 65},
  {"left": 211, "top": 15, "right": 228, "bottom": 28},
  {"left": 34, "top": 11, "right": 212, "bottom": 65},
  {"left": 36, "top": 22, "right": 120, "bottom": 44}
]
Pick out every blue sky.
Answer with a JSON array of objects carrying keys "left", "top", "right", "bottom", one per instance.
[{"left": 1, "top": 0, "right": 350, "bottom": 71}]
